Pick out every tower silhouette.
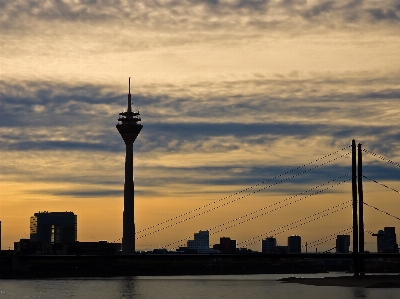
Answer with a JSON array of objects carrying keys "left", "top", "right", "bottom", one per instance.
[{"left": 116, "top": 78, "right": 143, "bottom": 254}]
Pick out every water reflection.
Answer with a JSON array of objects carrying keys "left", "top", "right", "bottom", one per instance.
[
  {"left": 0, "top": 275, "right": 399, "bottom": 299},
  {"left": 352, "top": 287, "right": 367, "bottom": 299},
  {"left": 119, "top": 277, "right": 137, "bottom": 298}
]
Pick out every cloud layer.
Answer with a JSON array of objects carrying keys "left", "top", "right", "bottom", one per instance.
[
  {"left": 2, "top": 70, "right": 400, "bottom": 198},
  {"left": 2, "top": 0, "right": 400, "bottom": 32}
]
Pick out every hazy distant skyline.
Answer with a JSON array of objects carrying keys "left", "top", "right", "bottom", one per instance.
[{"left": 1, "top": 0, "right": 400, "bottom": 251}]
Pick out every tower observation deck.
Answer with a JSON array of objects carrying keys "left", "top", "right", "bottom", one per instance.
[{"left": 116, "top": 78, "right": 143, "bottom": 254}]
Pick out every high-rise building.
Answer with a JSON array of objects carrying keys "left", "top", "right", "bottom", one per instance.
[
  {"left": 288, "top": 235, "right": 301, "bottom": 253},
  {"left": 187, "top": 230, "right": 210, "bottom": 253},
  {"left": 213, "top": 237, "right": 236, "bottom": 253},
  {"left": 262, "top": 237, "right": 276, "bottom": 253},
  {"left": 116, "top": 78, "right": 143, "bottom": 254},
  {"left": 383, "top": 227, "right": 398, "bottom": 253},
  {"left": 30, "top": 212, "right": 77, "bottom": 244},
  {"left": 336, "top": 235, "right": 350, "bottom": 253},
  {"left": 373, "top": 227, "right": 398, "bottom": 253},
  {"left": 374, "top": 230, "right": 385, "bottom": 253}
]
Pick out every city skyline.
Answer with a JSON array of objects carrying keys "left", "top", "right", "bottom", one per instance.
[{"left": 1, "top": 1, "right": 400, "bottom": 251}]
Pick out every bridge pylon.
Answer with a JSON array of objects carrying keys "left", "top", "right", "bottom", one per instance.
[
  {"left": 352, "top": 139, "right": 359, "bottom": 276},
  {"left": 352, "top": 140, "right": 366, "bottom": 276},
  {"left": 358, "top": 143, "right": 365, "bottom": 276}
]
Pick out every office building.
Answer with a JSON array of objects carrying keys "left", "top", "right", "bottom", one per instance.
[
  {"left": 14, "top": 238, "right": 52, "bottom": 255},
  {"left": 262, "top": 237, "right": 276, "bottom": 253},
  {"left": 213, "top": 237, "right": 236, "bottom": 253},
  {"left": 30, "top": 211, "right": 77, "bottom": 244},
  {"left": 288, "top": 235, "right": 301, "bottom": 253},
  {"left": 336, "top": 235, "right": 350, "bottom": 253},
  {"left": 373, "top": 227, "right": 398, "bottom": 253},
  {"left": 187, "top": 230, "right": 210, "bottom": 253}
]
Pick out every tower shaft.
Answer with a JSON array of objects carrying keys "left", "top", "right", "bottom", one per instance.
[{"left": 123, "top": 142, "right": 135, "bottom": 254}]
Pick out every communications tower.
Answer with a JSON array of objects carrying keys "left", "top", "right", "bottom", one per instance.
[{"left": 116, "top": 78, "right": 143, "bottom": 254}]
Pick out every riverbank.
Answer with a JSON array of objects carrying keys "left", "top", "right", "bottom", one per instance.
[
  {"left": 279, "top": 274, "right": 400, "bottom": 288},
  {"left": 0, "top": 254, "right": 329, "bottom": 278},
  {"left": 2, "top": 253, "right": 400, "bottom": 279}
]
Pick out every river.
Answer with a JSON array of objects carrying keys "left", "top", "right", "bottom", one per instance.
[{"left": 1, "top": 273, "right": 399, "bottom": 298}]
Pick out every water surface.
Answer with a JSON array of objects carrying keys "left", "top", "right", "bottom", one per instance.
[{"left": 1, "top": 273, "right": 399, "bottom": 299}]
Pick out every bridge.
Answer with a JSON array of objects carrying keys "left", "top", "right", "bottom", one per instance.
[{"left": 132, "top": 139, "right": 400, "bottom": 276}]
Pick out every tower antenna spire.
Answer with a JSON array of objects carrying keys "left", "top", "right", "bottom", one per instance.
[{"left": 128, "top": 77, "right": 132, "bottom": 113}]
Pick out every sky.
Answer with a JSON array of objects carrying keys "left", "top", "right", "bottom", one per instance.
[{"left": 1, "top": 0, "right": 400, "bottom": 252}]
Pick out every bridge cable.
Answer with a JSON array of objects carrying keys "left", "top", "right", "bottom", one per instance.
[
  {"left": 304, "top": 227, "right": 375, "bottom": 250},
  {"left": 169, "top": 200, "right": 349, "bottom": 250},
  {"left": 362, "top": 175, "right": 400, "bottom": 195},
  {"left": 208, "top": 175, "right": 351, "bottom": 236},
  {"left": 323, "top": 247, "right": 336, "bottom": 253},
  {"left": 364, "top": 229, "right": 375, "bottom": 236},
  {"left": 362, "top": 148, "right": 400, "bottom": 169},
  {"left": 137, "top": 150, "right": 352, "bottom": 238},
  {"left": 303, "top": 227, "right": 352, "bottom": 249},
  {"left": 239, "top": 201, "right": 352, "bottom": 247},
  {"left": 162, "top": 175, "right": 351, "bottom": 248},
  {"left": 364, "top": 202, "right": 400, "bottom": 221},
  {"left": 137, "top": 145, "right": 351, "bottom": 236}
]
